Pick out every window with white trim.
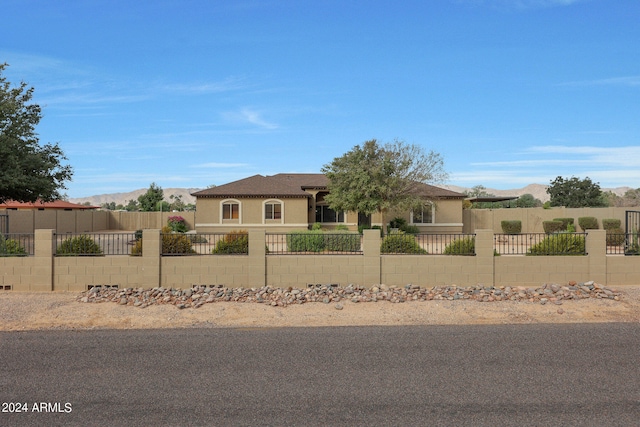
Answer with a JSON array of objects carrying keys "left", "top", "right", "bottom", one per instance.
[
  {"left": 222, "top": 202, "right": 239, "bottom": 220},
  {"left": 265, "top": 202, "right": 282, "bottom": 220},
  {"left": 412, "top": 204, "right": 434, "bottom": 224}
]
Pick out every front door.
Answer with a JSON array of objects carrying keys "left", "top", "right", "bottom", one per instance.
[{"left": 358, "top": 212, "right": 371, "bottom": 228}]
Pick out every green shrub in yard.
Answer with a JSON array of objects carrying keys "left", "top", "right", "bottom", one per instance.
[
  {"left": 323, "top": 231, "right": 361, "bottom": 252},
  {"left": 501, "top": 220, "right": 521, "bottom": 234},
  {"left": 542, "top": 221, "right": 564, "bottom": 234},
  {"left": 602, "top": 219, "right": 621, "bottom": 231},
  {"left": 380, "top": 233, "right": 427, "bottom": 254},
  {"left": 161, "top": 226, "right": 196, "bottom": 255},
  {"left": 57, "top": 235, "right": 103, "bottom": 256},
  {"left": 606, "top": 227, "right": 625, "bottom": 246},
  {"left": 0, "top": 234, "right": 27, "bottom": 256},
  {"left": 287, "top": 230, "right": 325, "bottom": 252},
  {"left": 554, "top": 218, "right": 574, "bottom": 231},
  {"left": 212, "top": 230, "right": 248, "bottom": 254},
  {"left": 527, "top": 233, "right": 585, "bottom": 255},
  {"left": 578, "top": 216, "right": 599, "bottom": 230},
  {"left": 443, "top": 236, "right": 475, "bottom": 255}
]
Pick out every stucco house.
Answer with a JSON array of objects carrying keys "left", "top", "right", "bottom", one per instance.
[{"left": 192, "top": 173, "right": 465, "bottom": 233}]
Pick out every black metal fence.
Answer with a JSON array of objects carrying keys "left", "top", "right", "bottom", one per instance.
[
  {"left": 494, "top": 233, "right": 587, "bottom": 255},
  {"left": 266, "top": 232, "right": 363, "bottom": 255},
  {"left": 54, "top": 233, "right": 138, "bottom": 256},
  {"left": 410, "top": 234, "right": 476, "bottom": 255},
  {"left": 0, "top": 233, "right": 34, "bottom": 256},
  {"left": 161, "top": 232, "right": 249, "bottom": 255}
]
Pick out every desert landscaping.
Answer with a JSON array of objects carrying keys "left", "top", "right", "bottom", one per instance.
[{"left": 2, "top": 282, "right": 639, "bottom": 331}]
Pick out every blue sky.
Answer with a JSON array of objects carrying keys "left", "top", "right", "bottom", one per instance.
[{"left": 2, "top": 0, "right": 639, "bottom": 198}]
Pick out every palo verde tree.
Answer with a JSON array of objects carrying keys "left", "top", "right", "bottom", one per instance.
[
  {"left": 0, "top": 63, "right": 73, "bottom": 203},
  {"left": 321, "top": 139, "right": 448, "bottom": 226},
  {"left": 547, "top": 176, "right": 607, "bottom": 208}
]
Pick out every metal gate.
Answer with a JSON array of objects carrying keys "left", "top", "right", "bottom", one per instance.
[
  {"left": 625, "top": 210, "right": 640, "bottom": 255},
  {"left": 0, "top": 214, "right": 8, "bottom": 235}
]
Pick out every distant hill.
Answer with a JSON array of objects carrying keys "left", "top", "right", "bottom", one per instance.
[
  {"left": 70, "top": 184, "right": 633, "bottom": 207},
  {"left": 69, "top": 188, "right": 200, "bottom": 207}
]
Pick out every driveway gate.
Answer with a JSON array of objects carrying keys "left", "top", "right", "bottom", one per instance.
[{"left": 625, "top": 210, "right": 640, "bottom": 255}]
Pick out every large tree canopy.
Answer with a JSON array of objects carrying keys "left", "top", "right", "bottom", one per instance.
[
  {"left": 547, "top": 176, "right": 607, "bottom": 208},
  {"left": 0, "top": 64, "right": 73, "bottom": 203},
  {"left": 321, "top": 139, "right": 448, "bottom": 217}
]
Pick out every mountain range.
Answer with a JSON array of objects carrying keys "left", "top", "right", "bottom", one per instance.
[{"left": 69, "top": 184, "right": 634, "bottom": 207}]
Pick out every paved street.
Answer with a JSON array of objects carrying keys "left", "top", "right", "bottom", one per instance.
[{"left": 1, "top": 324, "right": 639, "bottom": 426}]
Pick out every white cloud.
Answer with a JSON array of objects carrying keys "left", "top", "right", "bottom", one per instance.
[{"left": 221, "top": 108, "right": 278, "bottom": 130}]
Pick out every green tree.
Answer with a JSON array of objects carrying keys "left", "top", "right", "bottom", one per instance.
[
  {"left": 321, "top": 139, "right": 447, "bottom": 225},
  {"left": 138, "top": 182, "right": 164, "bottom": 211},
  {"left": 0, "top": 63, "right": 73, "bottom": 203},
  {"left": 515, "top": 194, "right": 542, "bottom": 208},
  {"left": 124, "top": 199, "right": 139, "bottom": 211},
  {"left": 547, "top": 176, "right": 607, "bottom": 208}
]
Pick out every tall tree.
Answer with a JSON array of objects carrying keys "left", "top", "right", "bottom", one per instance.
[
  {"left": 137, "top": 182, "right": 164, "bottom": 211},
  {"left": 547, "top": 176, "right": 607, "bottom": 208},
  {"left": 321, "top": 139, "right": 447, "bottom": 223},
  {"left": 0, "top": 63, "right": 73, "bottom": 203}
]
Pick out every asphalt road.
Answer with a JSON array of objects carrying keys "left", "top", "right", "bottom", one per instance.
[{"left": 1, "top": 324, "right": 639, "bottom": 427}]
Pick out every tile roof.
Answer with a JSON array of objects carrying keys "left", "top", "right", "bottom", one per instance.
[
  {"left": 192, "top": 173, "right": 465, "bottom": 199},
  {"left": 0, "top": 200, "right": 100, "bottom": 210}
]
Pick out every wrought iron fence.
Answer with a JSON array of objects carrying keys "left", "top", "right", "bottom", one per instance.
[
  {"left": 382, "top": 233, "right": 476, "bottom": 255},
  {"left": 266, "top": 232, "right": 363, "bottom": 255},
  {"left": 606, "top": 232, "right": 640, "bottom": 255},
  {"left": 54, "top": 232, "right": 138, "bottom": 256},
  {"left": 494, "top": 233, "right": 587, "bottom": 255},
  {"left": 161, "top": 232, "right": 249, "bottom": 255},
  {"left": 0, "top": 233, "right": 34, "bottom": 256}
]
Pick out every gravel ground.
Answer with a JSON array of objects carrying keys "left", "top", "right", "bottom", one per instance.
[{"left": 1, "top": 283, "right": 639, "bottom": 331}]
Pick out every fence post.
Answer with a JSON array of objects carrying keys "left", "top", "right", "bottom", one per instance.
[
  {"left": 362, "top": 229, "right": 381, "bottom": 286},
  {"left": 586, "top": 229, "right": 607, "bottom": 285},
  {"left": 34, "top": 229, "right": 54, "bottom": 291},
  {"left": 474, "top": 229, "right": 495, "bottom": 286},
  {"left": 143, "top": 229, "right": 161, "bottom": 287},
  {"left": 248, "top": 229, "right": 266, "bottom": 287}
]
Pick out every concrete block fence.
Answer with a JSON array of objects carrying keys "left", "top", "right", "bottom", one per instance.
[{"left": 1, "top": 229, "right": 638, "bottom": 292}]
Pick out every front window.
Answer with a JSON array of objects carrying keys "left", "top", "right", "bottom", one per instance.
[
  {"left": 265, "top": 202, "right": 282, "bottom": 220},
  {"left": 316, "top": 205, "right": 344, "bottom": 223},
  {"left": 412, "top": 204, "right": 433, "bottom": 224},
  {"left": 223, "top": 203, "right": 239, "bottom": 220}
]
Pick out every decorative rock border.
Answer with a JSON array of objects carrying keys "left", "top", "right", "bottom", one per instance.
[{"left": 76, "top": 281, "right": 622, "bottom": 309}]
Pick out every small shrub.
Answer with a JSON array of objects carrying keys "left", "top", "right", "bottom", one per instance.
[
  {"left": 287, "top": 230, "right": 325, "bottom": 252},
  {"left": 167, "top": 215, "right": 188, "bottom": 233},
  {"left": 578, "top": 216, "right": 599, "bottom": 231},
  {"left": 553, "top": 218, "right": 574, "bottom": 231},
  {"left": 402, "top": 225, "right": 420, "bottom": 234},
  {"left": 311, "top": 222, "right": 322, "bottom": 231},
  {"left": 602, "top": 219, "right": 621, "bottom": 231},
  {"left": 57, "top": 235, "right": 103, "bottom": 256},
  {"left": 162, "top": 226, "right": 196, "bottom": 255},
  {"left": 501, "top": 220, "right": 522, "bottom": 235},
  {"left": 0, "top": 234, "right": 27, "bottom": 257},
  {"left": 542, "top": 221, "right": 564, "bottom": 234},
  {"left": 528, "top": 233, "right": 585, "bottom": 255},
  {"left": 212, "top": 230, "right": 248, "bottom": 254},
  {"left": 131, "top": 239, "right": 142, "bottom": 256},
  {"left": 443, "top": 236, "right": 475, "bottom": 255},
  {"left": 324, "top": 231, "right": 361, "bottom": 252},
  {"left": 606, "top": 227, "right": 625, "bottom": 246},
  {"left": 134, "top": 229, "right": 143, "bottom": 240},
  {"left": 380, "top": 233, "right": 427, "bottom": 254},
  {"left": 335, "top": 224, "right": 349, "bottom": 231},
  {"left": 389, "top": 217, "right": 407, "bottom": 229}
]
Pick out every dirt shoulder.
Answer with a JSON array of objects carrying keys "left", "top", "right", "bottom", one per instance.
[{"left": 1, "top": 285, "right": 639, "bottom": 331}]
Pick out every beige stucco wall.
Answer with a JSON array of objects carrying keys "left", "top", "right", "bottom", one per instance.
[
  {"left": 195, "top": 197, "right": 310, "bottom": 232},
  {"left": 464, "top": 206, "right": 630, "bottom": 234}
]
